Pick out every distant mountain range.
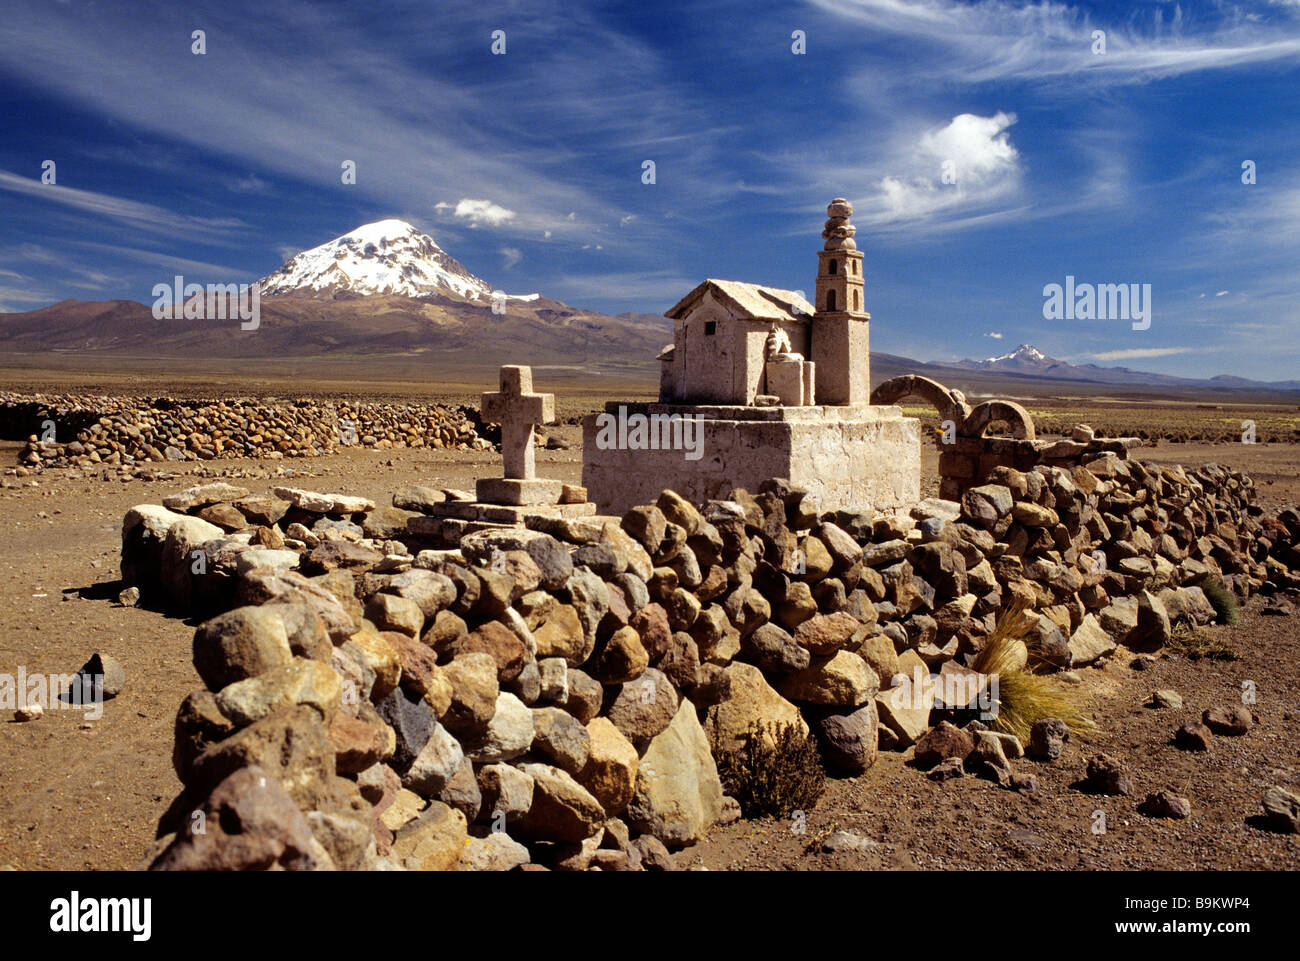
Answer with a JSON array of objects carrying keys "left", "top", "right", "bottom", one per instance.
[
  {"left": 938, "top": 343, "right": 1300, "bottom": 392},
  {"left": 1, "top": 225, "right": 1296, "bottom": 397}
]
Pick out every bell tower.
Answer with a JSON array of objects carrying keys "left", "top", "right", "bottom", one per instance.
[{"left": 811, "top": 198, "right": 870, "bottom": 405}]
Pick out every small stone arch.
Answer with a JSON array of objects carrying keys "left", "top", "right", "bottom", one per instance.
[
  {"left": 961, "top": 399, "right": 1036, "bottom": 440},
  {"left": 870, "top": 374, "right": 970, "bottom": 426}
]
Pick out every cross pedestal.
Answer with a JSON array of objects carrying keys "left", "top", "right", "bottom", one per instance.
[{"left": 476, "top": 365, "right": 563, "bottom": 505}]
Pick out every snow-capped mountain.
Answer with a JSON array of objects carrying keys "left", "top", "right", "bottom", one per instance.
[
  {"left": 257, "top": 219, "right": 494, "bottom": 300},
  {"left": 954, "top": 343, "right": 1062, "bottom": 374}
]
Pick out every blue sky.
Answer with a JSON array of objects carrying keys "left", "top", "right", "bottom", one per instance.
[{"left": 1, "top": 0, "right": 1297, "bottom": 378}]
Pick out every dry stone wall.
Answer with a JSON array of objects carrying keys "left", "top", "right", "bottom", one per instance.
[
  {"left": 2, "top": 392, "right": 488, "bottom": 469},
  {"left": 126, "top": 455, "right": 1300, "bottom": 870}
]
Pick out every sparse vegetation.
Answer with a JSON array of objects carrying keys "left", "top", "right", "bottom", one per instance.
[
  {"left": 1168, "top": 620, "right": 1238, "bottom": 661},
  {"left": 715, "top": 722, "right": 826, "bottom": 820},
  {"left": 972, "top": 599, "right": 1096, "bottom": 743},
  {"left": 1196, "top": 576, "right": 1242, "bottom": 626}
]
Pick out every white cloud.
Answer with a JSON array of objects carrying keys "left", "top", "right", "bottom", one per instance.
[
  {"left": 500, "top": 246, "right": 522, "bottom": 269},
  {"left": 812, "top": 0, "right": 1300, "bottom": 85},
  {"left": 435, "top": 198, "right": 517, "bottom": 227},
  {"left": 1215, "top": 289, "right": 1230, "bottom": 296},
  {"left": 1091, "top": 346, "right": 1213, "bottom": 361},
  {"left": 864, "top": 112, "right": 1021, "bottom": 226},
  {"left": 0, "top": 169, "right": 243, "bottom": 241},
  {"left": 985, "top": 331, "right": 1003, "bottom": 339}
]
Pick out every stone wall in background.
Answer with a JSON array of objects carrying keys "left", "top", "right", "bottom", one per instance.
[{"left": 1, "top": 392, "right": 489, "bottom": 468}]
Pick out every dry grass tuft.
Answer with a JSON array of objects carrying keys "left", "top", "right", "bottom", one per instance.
[{"left": 972, "top": 598, "right": 1096, "bottom": 744}]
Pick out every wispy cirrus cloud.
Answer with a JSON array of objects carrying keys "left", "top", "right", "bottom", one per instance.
[
  {"left": 0, "top": 170, "right": 244, "bottom": 241},
  {"left": 810, "top": 0, "right": 1300, "bottom": 85}
]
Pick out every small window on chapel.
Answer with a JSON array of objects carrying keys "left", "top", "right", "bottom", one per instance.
[
  {"left": 826, "top": 290, "right": 837, "bottom": 311},
  {"left": 852, "top": 260, "right": 857, "bottom": 275},
  {"left": 828, "top": 259, "right": 837, "bottom": 275},
  {"left": 704, "top": 321, "right": 716, "bottom": 335},
  {"left": 853, "top": 290, "right": 859, "bottom": 309}
]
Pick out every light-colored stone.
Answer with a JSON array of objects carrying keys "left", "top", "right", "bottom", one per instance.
[{"left": 626, "top": 698, "right": 725, "bottom": 847}]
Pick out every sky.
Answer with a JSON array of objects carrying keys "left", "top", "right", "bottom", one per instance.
[{"left": 0, "top": 0, "right": 1297, "bottom": 379}]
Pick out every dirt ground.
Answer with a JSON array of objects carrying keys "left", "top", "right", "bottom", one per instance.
[{"left": 0, "top": 432, "right": 1296, "bottom": 870}]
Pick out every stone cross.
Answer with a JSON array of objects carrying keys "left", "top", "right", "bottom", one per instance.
[{"left": 481, "top": 365, "right": 554, "bottom": 479}]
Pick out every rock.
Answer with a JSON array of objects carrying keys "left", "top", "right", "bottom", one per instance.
[
  {"left": 1009, "top": 773, "right": 1040, "bottom": 795},
  {"left": 214, "top": 658, "right": 342, "bottom": 726},
  {"left": 446, "top": 621, "right": 528, "bottom": 684},
  {"left": 365, "top": 594, "right": 425, "bottom": 637},
  {"left": 235, "top": 494, "right": 290, "bottom": 527},
  {"left": 622, "top": 505, "right": 667, "bottom": 554},
  {"left": 626, "top": 699, "right": 725, "bottom": 847},
  {"left": 1011, "top": 502, "right": 1058, "bottom": 527},
  {"left": 1099, "top": 596, "right": 1140, "bottom": 641},
  {"left": 1261, "top": 786, "right": 1300, "bottom": 833},
  {"left": 118, "top": 586, "right": 141, "bottom": 607},
  {"left": 457, "top": 832, "right": 531, "bottom": 871},
  {"left": 1067, "top": 614, "right": 1115, "bottom": 667},
  {"left": 391, "top": 801, "right": 468, "bottom": 870},
  {"left": 1139, "top": 791, "right": 1192, "bottom": 819},
  {"left": 778, "top": 651, "right": 878, "bottom": 707},
  {"left": 14, "top": 702, "right": 43, "bottom": 722},
  {"left": 811, "top": 702, "right": 879, "bottom": 774},
  {"left": 1084, "top": 753, "right": 1133, "bottom": 796},
  {"left": 192, "top": 606, "right": 294, "bottom": 691},
  {"left": 531, "top": 707, "right": 591, "bottom": 773},
  {"left": 463, "top": 692, "right": 534, "bottom": 762},
  {"left": 188, "top": 706, "right": 333, "bottom": 808},
  {"left": 345, "top": 627, "right": 402, "bottom": 700},
  {"left": 589, "top": 625, "right": 649, "bottom": 683},
  {"left": 1174, "top": 722, "right": 1213, "bottom": 751},
  {"left": 563, "top": 669, "right": 603, "bottom": 724},
  {"left": 703, "top": 662, "right": 807, "bottom": 755},
  {"left": 476, "top": 763, "right": 535, "bottom": 824},
  {"left": 575, "top": 717, "right": 639, "bottom": 815},
  {"left": 821, "top": 830, "right": 879, "bottom": 854},
  {"left": 1131, "top": 589, "right": 1172, "bottom": 650},
  {"left": 517, "top": 763, "right": 606, "bottom": 842},
  {"left": 605, "top": 667, "right": 678, "bottom": 742},
  {"left": 532, "top": 603, "right": 589, "bottom": 665},
  {"left": 1202, "top": 705, "right": 1252, "bottom": 736},
  {"left": 913, "top": 721, "right": 974, "bottom": 769},
  {"left": 629, "top": 835, "right": 673, "bottom": 870},
  {"left": 402, "top": 721, "right": 465, "bottom": 796},
  {"left": 537, "top": 657, "right": 568, "bottom": 705},
  {"left": 375, "top": 687, "right": 436, "bottom": 771},
  {"left": 328, "top": 709, "right": 391, "bottom": 775},
  {"left": 271, "top": 486, "right": 375, "bottom": 514},
  {"left": 793, "top": 611, "right": 860, "bottom": 655},
  {"left": 659, "top": 631, "right": 702, "bottom": 690},
  {"left": 302, "top": 540, "right": 385, "bottom": 575},
  {"left": 875, "top": 653, "right": 935, "bottom": 747},
  {"left": 742, "top": 622, "right": 811, "bottom": 674},
  {"left": 437, "top": 758, "right": 481, "bottom": 822},
  {"left": 1146, "top": 689, "right": 1184, "bottom": 710},
  {"left": 966, "top": 730, "right": 1012, "bottom": 782},
  {"left": 163, "top": 482, "right": 251, "bottom": 513},
  {"left": 1027, "top": 718, "right": 1070, "bottom": 761},
  {"left": 68, "top": 652, "right": 125, "bottom": 702},
  {"left": 150, "top": 766, "right": 321, "bottom": 870}
]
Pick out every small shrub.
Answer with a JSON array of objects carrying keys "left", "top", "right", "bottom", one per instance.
[
  {"left": 1196, "top": 576, "right": 1241, "bottom": 626},
  {"left": 1168, "top": 620, "right": 1238, "bottom": 661},
  {"left": 715, "top": 722, "right": 825, "bottom": 820}
]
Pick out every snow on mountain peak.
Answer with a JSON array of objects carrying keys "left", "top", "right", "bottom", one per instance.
[
  {"left": 983, "top": 343, "right": 1050, "bottom": 364},
  {"left": 258, "top": 219, "right": 493, "bottom": 300}
]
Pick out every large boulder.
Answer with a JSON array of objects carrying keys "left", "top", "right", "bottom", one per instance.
[
  {"left": 703, "top": 661, "right": 807, "bottom": 755},
  {"left": 625, "top": 698, "right": 725, "bottom": 847}
]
